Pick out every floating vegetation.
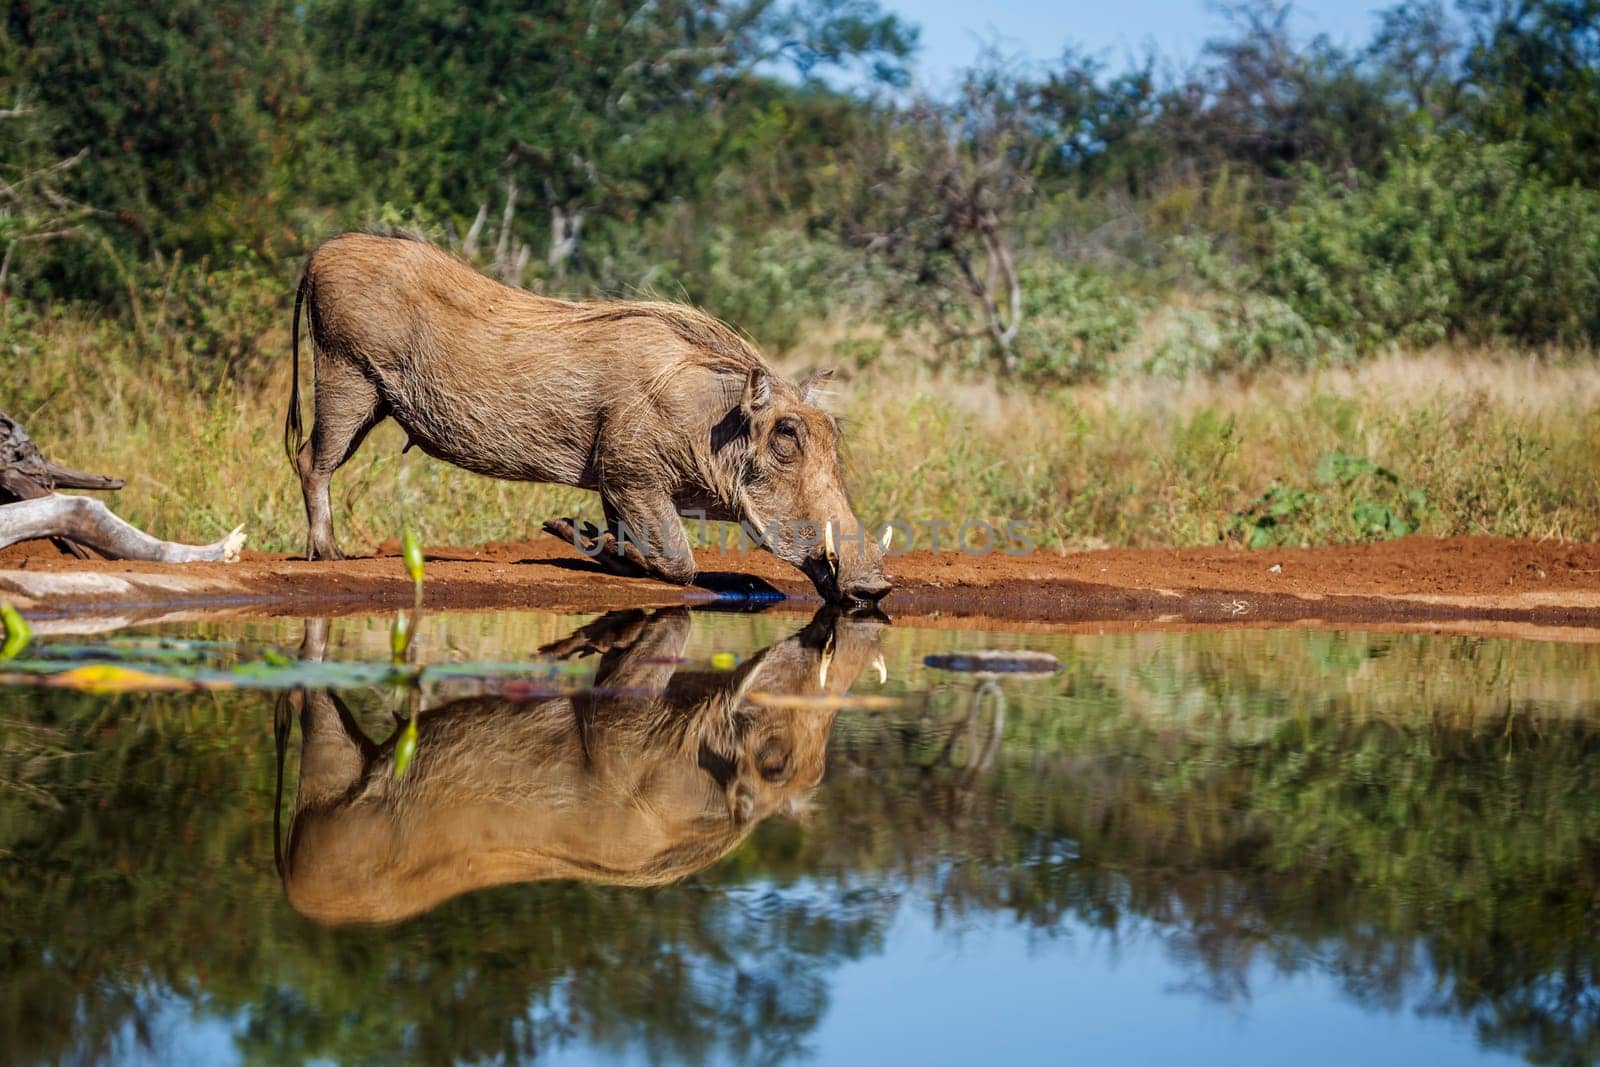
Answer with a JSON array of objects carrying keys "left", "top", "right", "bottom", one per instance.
[
  {"left": 45, "top": 663, "right": 204, "bottom": 693},
  {"left": 0, "top": 602, "right": 31, "bottom": 661},
  {"left": 922, "top": 650, "right": 1061, "bottom": 676},
  {"left": 0, "top": 635, "right": 591, "bottom": 695}
]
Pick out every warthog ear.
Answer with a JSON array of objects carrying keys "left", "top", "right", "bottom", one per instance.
[
  {"left": 741, "top": 367, "right": 772, "bottom": 417},
  {"left": 798, "top": 368, "right": 834, "bottom": 404}
]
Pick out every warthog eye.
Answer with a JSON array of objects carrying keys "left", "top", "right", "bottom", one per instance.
[
  {"left": 755, "top": 738, "right": 793, "bottom": 783},
  {"left": 771, "top": 419, "right": 802, "bottom": 460}
]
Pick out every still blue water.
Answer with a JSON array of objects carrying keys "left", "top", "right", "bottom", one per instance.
[{"left": 1, "top": 607, "right": 1595, "bottom": 1065}]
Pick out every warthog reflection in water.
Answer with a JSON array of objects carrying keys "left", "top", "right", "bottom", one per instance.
[{"left": 280, "top": 607, "right": 885, "bottom": 925}]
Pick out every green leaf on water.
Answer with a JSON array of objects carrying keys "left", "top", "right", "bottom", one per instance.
[
  {"left": 0, "top": 603, "right": 31, "bottom": 661},
  {"left": 393, "top": 717, "right": 419, "bottom": 780},
  {"left": 260, "top": 648, "right": 293, "bottom": 668},
  {"left": 390, "top": 610, "right": 414, "bottom": 664}
]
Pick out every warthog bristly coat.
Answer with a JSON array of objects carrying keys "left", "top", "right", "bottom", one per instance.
[{"left": 286, "top": 232, "right": 889, "bottom": 604}]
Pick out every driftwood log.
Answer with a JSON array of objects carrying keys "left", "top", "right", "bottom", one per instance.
[
  {"left": 0, "top": 412, "right": 126, "bottom": 502},
  {"left": 0, "top": 412, "right": 245, "bottom": 562}
]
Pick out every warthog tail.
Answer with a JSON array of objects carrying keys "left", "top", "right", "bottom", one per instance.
[{"left": 284, "top": 270, "right": 309, "bottom": 466}]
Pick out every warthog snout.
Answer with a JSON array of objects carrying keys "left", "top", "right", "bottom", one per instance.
[
  {"left": 797, "top": 519, "right": 892, "bottom": 607},
  {"left": 848, "top": 575, "right": 893, "bottom": 603}
]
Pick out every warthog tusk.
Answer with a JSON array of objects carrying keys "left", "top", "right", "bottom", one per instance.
[
  {"left": 818, "top": 648, "right": 832, "bottom": 690},
  {"left": 878, "top": 525, "right": 892, "bottom": 551},
  {"left": 872, "top": 654, "right": 886, "bottom": 684},
  {"left": 823, "top": 521, "right": 837, "bottom": 566}
]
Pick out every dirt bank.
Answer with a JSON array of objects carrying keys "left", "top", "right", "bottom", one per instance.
[{"left": 4, "top": 534, "right": 1600, "bottom": 640}]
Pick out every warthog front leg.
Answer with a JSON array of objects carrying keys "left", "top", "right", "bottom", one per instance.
[
  {"left": 0, "top": 494, "right": 246, "bottom": 562},
  {"left": 538, "top": 608, "right": 692, "bottom": 692},
  {"left": 542, "top": 518, "right": 657, "bottom": 578},
  {"left": 544, "top": 489, "right": 696, "bottom": 585}
]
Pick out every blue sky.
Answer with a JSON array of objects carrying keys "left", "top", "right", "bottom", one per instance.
[{"left": 882, "top": 0, "right": 1397, "bottom": 89}]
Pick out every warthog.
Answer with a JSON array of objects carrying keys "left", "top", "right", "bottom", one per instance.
[
  {"left": 280, "top": 607, "right": 886, "bottom": 925},
  {"left": 284, "top": 232, "right": 890, "bottom": 605}
]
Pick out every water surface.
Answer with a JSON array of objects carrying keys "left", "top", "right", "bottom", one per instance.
[{"left": 2, "top": 608, "right": 1597, "bottom": 1065}]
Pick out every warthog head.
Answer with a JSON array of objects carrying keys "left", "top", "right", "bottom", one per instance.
[{"left": 726, "top": 367, "right": 890, "bottom": 608}]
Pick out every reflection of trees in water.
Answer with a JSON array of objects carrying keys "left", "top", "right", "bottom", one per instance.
[
  {"left": 222, "top": 881, "right": 894, "bottom": 1067},
  {"left": 2, "top": 627, "right": 1600, "bottom": 1064},
  {"left": 817, "top": 671, "right": 1600, "bottom": 1066}
]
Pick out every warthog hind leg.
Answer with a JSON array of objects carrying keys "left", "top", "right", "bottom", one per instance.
[
  {"left": 0, "top": 494, "right": 246, "bottom": 562},
  {"left": 297, "top": 359, "right": 386, "bottom": 561}
]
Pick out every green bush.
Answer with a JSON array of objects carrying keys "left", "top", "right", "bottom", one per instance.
[
  {"left": 1227, "top": 450, "right": 1439, "bottom": 548},
  {"left": 588, "top": 221, "right": 855, "bottom": 354},
  {"left": 1149, "top": 294, "right": 1346, "bottom": 378},
  {"left": 1147, "top": 237, "right": 1348, "bottom": 377},
  {"left": 1263, "top": 138, "right": 1600, "bottom": 350},
  {"left": 94, "top": 244, "right": 288, "bottom": 385},
  {"left": 693, "top": 227, "right": 856, "bottom": 353},
  {"left": 1011, "top": 260, "right": 1140, "bottom": 382}
]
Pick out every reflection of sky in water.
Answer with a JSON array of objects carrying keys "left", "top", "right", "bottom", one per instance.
[
  {"left": 520, "top": 885, "right": 1523, "bottom": 1067},
  {"left": 108, "top": 889, "right": 1523, "bottom": 1067},
  {"left": 819, "top": 905, "right": 1519, "bottom": 1066},
  {"left": 113, "top": 896, "right": 1516, "bottom": 1066},
  {"left": 110, "top": 998, "right": 247, "bottom": 1067}
]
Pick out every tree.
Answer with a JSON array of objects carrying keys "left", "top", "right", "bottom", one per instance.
[
  {"left": 1368, "top": 0, "right": 1465, "bottom": 119},
  {"left": 1176, "top": 1, "right": 1399, "bottom": 183},
  {"left": 1459, "top": 0, "right": 1600, "bottom": 184},
  {"left": 1035, "top": 47, "right": 1161, "bottom": 193},
  {"left": 0, "top": 96, "right": 96, "bottom": 300},
  {"left": 827, "top": 62, "right": 1044, "bottom": 371},
  {"left": 5, "top": 1, "right": 306, "bottom": 264},
  {"left": 303, "top": 0, "right": 915, "bottom": 282}
]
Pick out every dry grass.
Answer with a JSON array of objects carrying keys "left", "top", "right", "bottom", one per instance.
[
  {"left": 9, "top": 305, "right": 1599, "bottom": 555},
  {"left": 819, "top": 334, "right": 1600, "bottom": 549}
]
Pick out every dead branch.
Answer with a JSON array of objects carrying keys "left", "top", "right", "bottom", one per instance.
[
  {"left": 0, "top": 411, "right": 245, "bottom": 563},
  {"left": 0, "top": 495, "right": 246, "bottom": 563}
]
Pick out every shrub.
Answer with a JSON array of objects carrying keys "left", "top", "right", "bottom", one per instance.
[
  {"left": 692, "top": 227, "right": 856, "bottom": 353},
  {"left": 1011, "top": 260, "right": 1141, "bottom": 382},
  {"left": 144, "top": 255, "right": 287, "bottom": 382},
  {"left": 1148, "top": 237, "right": 1349, "bottom": 377},
  {"left": 1149, "top": 293, "right": 1346, "bottom": 378},
  {"left": 589, "top": 220, "right": 856, "bottom": 354},
  {"left": 1262, "top": 138, "right": 1600, "bottom": 350},
  {"left": 94, "top": 245, "right": 289, "bottom": 385},
  {"left": 1227, "top": 450, "right": 1439, "bottom": 548}
]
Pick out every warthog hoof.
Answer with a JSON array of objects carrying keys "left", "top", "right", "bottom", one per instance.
[
  {"left": 537, "top": 609, "right": 652, "bottom": 659},
  {"left": 542, "top": 517, "right": 655, "bottom": 578}
]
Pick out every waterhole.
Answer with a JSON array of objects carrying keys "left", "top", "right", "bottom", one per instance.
[{"left": 1, "top": 607, "right": 1596, "bottom": 1065}]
